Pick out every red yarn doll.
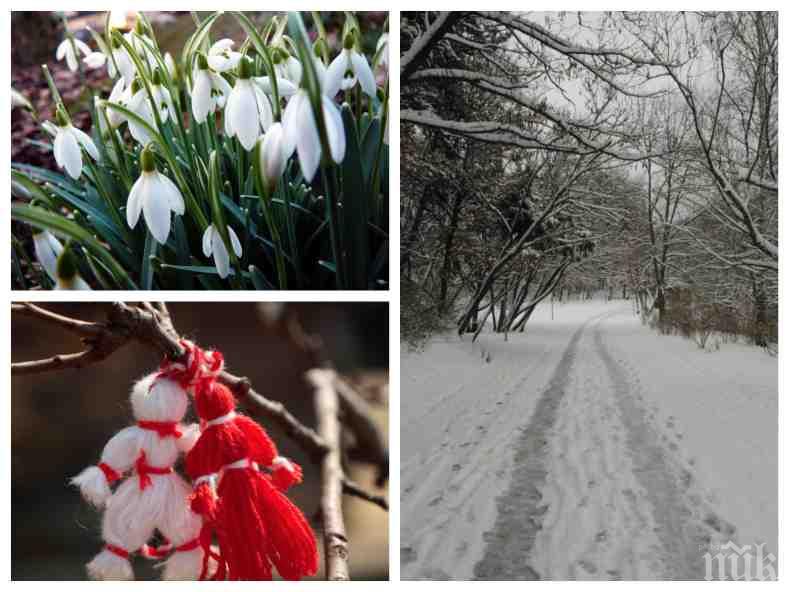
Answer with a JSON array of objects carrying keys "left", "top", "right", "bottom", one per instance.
[{"left": 165, "top": 344, "right": 318, "bottom": 581}]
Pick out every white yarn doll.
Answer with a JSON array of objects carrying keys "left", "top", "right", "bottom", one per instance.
[{"left": 71, "top": 372, "right": 205, "bottom": 580}]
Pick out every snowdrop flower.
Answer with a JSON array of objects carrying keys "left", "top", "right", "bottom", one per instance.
[
  {"left": 192, "top": 54, "right": 232, "bottom": 124},
  {"left": 108, "top": 10, "right": 133, "bottom": 30},
  {"left": 104, "top": 77, "right": 133, "bottom": 129},
  {"left": 126, "top": 145, "right": 185, "bottom": 244},
  {"left": 52, "top": 109, "right": 100, "bottom": 180},
  {"left": 84, "top": 37, "right": 134, "bottom": 83},
  {"left": 149, "top": 70, "right": 176, "bottom": 123},
  {"left": 325, "top": 34, "right": 376, "bottom": 98},
  {"left": 32, "top": 229, "right": 63, "bottom": 283},
  {"left": 376, "top": 33, "right": 389, "bottom": 69},
  {"left": 56, "top": 37, "right": 91, "bottom": 72},
  {"left": 225, "top": 58, "right": 273, "bottom": 151},
  {"left": 207, "top": 39, "right": 243, "bottom": 73},
  {"left": 202, "top": 224, "right": 242, "bottom": 279},
  {"left": 164, "top": 52, "right": 177, "bottom": 79},
  {"left": 55, "top": 243, "right": 92, "bottom": 290},
  {"left": 125, "top": 80, "right": 156, "bottom": 145},
  {"left": 273, "top": 51, "right": 303, "bottom": 85},
  {"left": 253, "top": 75, "right": 298, "bottom": 99},
  {"left": 282, "top": 90, "right": 345, "bottom": 182},
  {"left": 258, "top": 122, "right": 287, "bottom": 193}
]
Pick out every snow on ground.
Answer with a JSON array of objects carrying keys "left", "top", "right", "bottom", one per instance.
[{"left": 401, "top": 300, "right": 777, "bottom": 580}]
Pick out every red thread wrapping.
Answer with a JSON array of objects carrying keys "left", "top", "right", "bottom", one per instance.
[
  {"left": 98, "top": 462, "right": 121, "bottom": 484},
  {"left": 137, "top": 420, "right": 183, "bottom": 439},
  {"left": 105, "top": 544, "right": 130, "bottom": 559},
  {"left": 134, "top": 450, "right": 173, "bottom": 490}
]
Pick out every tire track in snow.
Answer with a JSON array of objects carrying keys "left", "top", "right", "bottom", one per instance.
[
  {"left": 594, "top": 321, "right": 736, "bottom": 579},
  {"left": 472, "top": 317, "right": 595, "bottom": 579}
]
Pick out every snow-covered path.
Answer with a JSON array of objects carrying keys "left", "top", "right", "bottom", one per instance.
[{"left": 401, "top": 301, "right": 777, "bottom": 580}]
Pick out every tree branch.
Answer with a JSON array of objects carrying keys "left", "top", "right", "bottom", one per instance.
[{"left": 309, "top": 368, "right": 349, "bottom": 581}]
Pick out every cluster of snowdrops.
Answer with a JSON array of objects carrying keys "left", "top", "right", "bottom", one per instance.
[{"left": 11, "top": 11, "right": 389, "bottom": 290}]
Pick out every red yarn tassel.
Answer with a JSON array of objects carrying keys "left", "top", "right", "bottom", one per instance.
[{"left": 182, "top": 374, "right": 318, "bottom": 581}]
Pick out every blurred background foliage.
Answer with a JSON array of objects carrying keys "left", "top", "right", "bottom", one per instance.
[{"left": 12, "top": 302, "right": 388, "bottom": 580}]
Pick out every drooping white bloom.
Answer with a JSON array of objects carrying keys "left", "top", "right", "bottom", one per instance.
[
  {"left": 191, "top": 60, "right": 232, "bottom": 124},
  {"left": 126, "top": 86, "right": 156, "bottom": 146},
  {"left": 32, "top": 230, "right": 63, "bottom": 283},
  {"left": 150, "top": 80, "right": 176, "bottom": 123},
  {"left": 376, "top": 33, "right": 389, "bottom": 69},
  {"left": 253, "top": 75, "right": 298, "bottom": 99},
  {"left": 105, "top": 77, "right": 133, "bottom": 128},
  {"left": 258, "top": 122, "right": 287, "bottom": 192},
  {"left": 224, "top": 62, "right": 273, "bottom": 151},
  {"left": 282, "top": 90, "right": 346, "bottom": 182},
  {"left": 112, "top": 44, "right": 136, "bottom": 85},
  {"left": 108, "top": 10, "right": 132, "bottom": 30},
  {"left": 207, "top": 39, "right": 243, "bottom": 73},
  {"left": 202, "top": 224, "right": 242, "bottom": 279},
  {"left": 126, "top": 147, "right": 185, "bottom": 244},
  {"left": 83, "top": 50, "right": 109, "bottom": 71},
  {"left": 56, "top": 38, "right": 91, "bottom": 72},
  {"left": 275, "top": 55, "right": 303, "bottom": 86},
  {"left": 164, "top": 52, "right": 177, "bottom": 79},
  {"left": 53, "top": 118, "right": 100, "bottom": 180},
  {"left": 325, "top": 46, "right": 376, "bottom": 99}
]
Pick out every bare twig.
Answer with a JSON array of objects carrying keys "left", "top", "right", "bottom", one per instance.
[
  {"left": 309, "top": 368, "right": 349, "bottom": 581},
  {"left": 342, "top": 477, "right": 389, "bottom": 511}
]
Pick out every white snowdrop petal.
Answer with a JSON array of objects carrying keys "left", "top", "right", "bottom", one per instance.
[
  {"left": 34, "top": 232, "right": 61, "bottom": 282},
  {"left": 202, "top": 225, "right": 214, "bottom": 257},
  {"left": 255, "top": 87, "right": 273, "bottom": 132},
  {"left": 126, "top": 175, "right": 146, "bottom": 229},
  {"left": 210, "top": 39, "right": 235, "bottom": 54},
  {"left": 351, "top": 51, "right": 377, "bottom": 98},
  {"left": 126, "top": 173, "right": 146, "bottom": 228},
  {"left": 75, "top": 39, "right": 92, "bottom": 56},
  {"left": 56, "top": 40, "right": 68, "bottom": 60},
  {"left": 228, "top": 226, "right": 243, "bottom": 258},
  {"left": 192, "top": 71, "right": 212, "bottom": 123},
  {"left": 262, "top": 122, "right": 286, "bottom": 181},
  {"left": 285, "top": 57, "right": 302, "bottom": 85},
  {"left": 233, "top": 85, "right": 261, "bottom": 151},
  {"left": 142, "top": 176, "right": 172, "bottom": 244},
  {"left": 323, "top": 96, "right": 346, "bottom": 164},
  {"left": 281, "top": 92, "right": 305, "bottom": 158},
  {"left": 66, "top": 48, "right": 79, "bottom": 72},
  {"left": 213, "top": 235, "right": 230, "bottom": 279},
  {"left": 158, "top": 174, "right": 185, "bottom": 215},
  {"left": 60, "top": 129, "right": 83, "bottom": 179},
  {"left": 296, "top": 98, "right": 321, "bottom": 182},
  {"left": 72, "top": 127, "right": 100, "bottom": 162},
  {"left": 324, "top": 53, "right": 346, "bottom": 98},
  {"left": 84, "top": 52, "right": 107, "bottom": 69}
]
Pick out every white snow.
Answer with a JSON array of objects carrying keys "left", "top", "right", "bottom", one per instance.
[{"left": 401, "top": 300, "right": 777, "bottom": 580}]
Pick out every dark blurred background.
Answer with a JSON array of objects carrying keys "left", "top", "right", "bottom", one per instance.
[{"left": 12, "top": 302, "right": 389, "bottom": 580}]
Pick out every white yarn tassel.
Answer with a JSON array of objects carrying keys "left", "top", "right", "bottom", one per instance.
[
  {"left": 71, "top": 465, "right": 112, "bottom": 507},
  {"left": 87, "top": 548, "right": 134, "bottom": 580}
]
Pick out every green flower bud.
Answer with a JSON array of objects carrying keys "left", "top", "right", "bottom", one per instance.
[
  {"left": 237, "top": 56, "right": 252, "bottom": 80},
  {"left": 56, "top": 242, "right": 78, "bottom": 281},
  {"left": 343, "top": 32, "right": 355, "bottom": 50},
  {"left": 140, "top": 145, "right": 156, "bottom": 173},
  {"left": 55, "top": 107, "right": 69, "bottom": 127}
]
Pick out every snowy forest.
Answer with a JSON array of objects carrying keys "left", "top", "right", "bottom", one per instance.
[{"left": 401, "top": 11, "right": 778, "bottom": 349}]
